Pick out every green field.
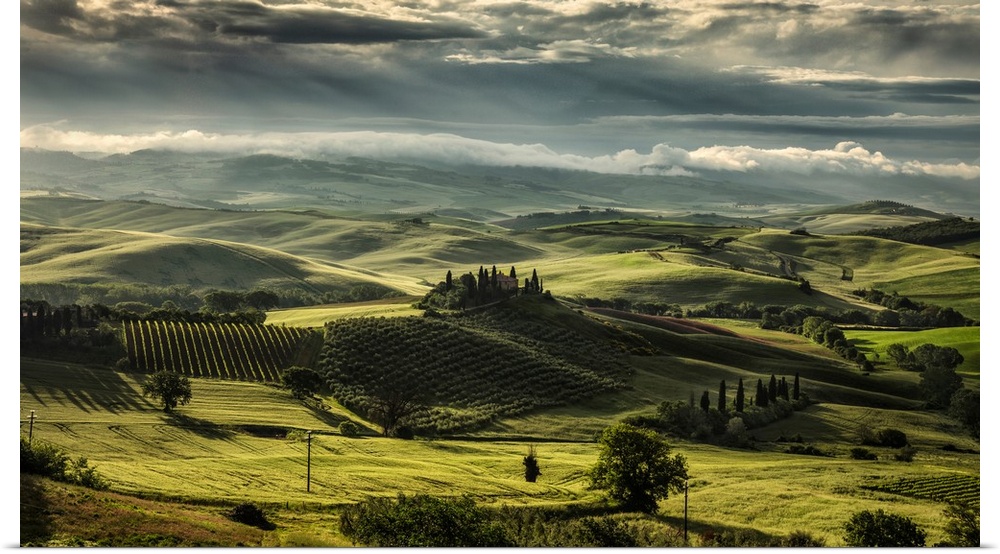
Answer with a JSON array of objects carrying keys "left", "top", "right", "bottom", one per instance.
[
  {"left": 20, "top": 198, "right": 979, "bottom": 320},
  {"left": 264, "top": 298, "right": 423, "bottom": 327},
  {"left": 20, "top": 357, "right": 978, "bottom": 546},
  {"left": 844, "top": 327, "right": 980, "bottom": 384},
  {"left": 19, "top": 195, "right": 980, "bottom": 546}
]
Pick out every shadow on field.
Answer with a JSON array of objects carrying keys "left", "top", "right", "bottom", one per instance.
[
  {"left": 20, "top": 474, "right": 54, "bottom": 545},
  {"left": 301, "top": 398, "right": 349, "bottom": 429},
  {"left": 160, "top": 413, "right": 235, "bottom": 440},
  {"left": 22, "top": 361, "right": 155, "bottom": 415}
]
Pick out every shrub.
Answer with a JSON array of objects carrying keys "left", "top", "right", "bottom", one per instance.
[
  {"left": 849, "top": 447, "right": 877, "bottom": 460},
  {"left": 578, "top": 517, "right": 639, "bottom": 547},
  {"left": 20, "top": 438, "right": 107, "bottom": 489},
  {"left": 338, "top": 421, "right": 361, "bottom": 437},
  {"left": 227, "top": 502, "right": 273, "bottom": 529},
  {"left": 894, "top": 446, "right": 917, "bottom": 462},
  {"left": 843, "top": 509, "right": 926, "bottom": 547},
  {"left": 700, "top": 527, "right": 775, "bottom": 547},
  {"left": 877, "top": 428, "right": 908, "bottom": 448},
  {"left": 860, "top": 427, "right": 908, "bottom": 447},
  {"left": 722, "top": 418, "right": 751, "bottom": 448},
  {"left": 782, "top": 530, "right": 826, "bottom": 547},
  {"left": 785, "top": 444, "right": 828, "bottom": 457},
  {"left": 339, "top": 494, "right": 513, "bottom": 546}
]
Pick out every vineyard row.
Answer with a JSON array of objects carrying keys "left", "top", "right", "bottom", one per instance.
[{"left": 122, "top": 320, "right": 311, "bottom": 382}]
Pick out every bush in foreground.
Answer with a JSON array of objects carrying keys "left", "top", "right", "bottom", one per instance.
[
  {"left": 339, "top": 494, "right": 513, "bottom": 547},
  {"left": 20, "top": 437, "right": 107, "bottom": 490},
  {"left": 843, "top": 509, "right": 926, "bottom": 547},
  {"left": 226, "top": 502, "right": 274, "bottom": 530}
]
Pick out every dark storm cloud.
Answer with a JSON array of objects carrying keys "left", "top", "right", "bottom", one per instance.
[
  {"left": 210, "top": 3, "right": 487, "bottom": 44},
  {"left": 718, "top": 2, "right": 818, "bottom": 14},
  {"left": 21, "top": 0, "right": 486, "bottom": 45},
  {"left": 20, "top": 0, "right": 86, "bottom": 36},
  {"left": 18, "top": 0, "right": 981, "bottom": 178}
]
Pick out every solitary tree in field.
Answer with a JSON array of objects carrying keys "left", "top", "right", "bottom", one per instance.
[
  {"left": 281, "top": 366, "right": 324, "bottom": 399},
  {"left": 142, "top": 371, "right": 192, "bottom": 413},
  {"left": 523, "top": 446, "right": 542, "bottom": 483},
  {"left": 735, "top": 378, "right": 745, "bottom": 412},
  {"left": 588, "top": 423, "right": 688, "bottom": 514},
  {"left": 718, "top": 380, "right": 727, "bottom": 413}
]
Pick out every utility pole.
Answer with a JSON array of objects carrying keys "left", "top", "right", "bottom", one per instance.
[
  {"left": 306, "top": 431, "right": 312, "bottom": 492},
  {"left": 28, "top": 410, "right": 36, "bottom": 444},
  {"left": 684, "top": 479, "right": 689, "bottom": 544}
]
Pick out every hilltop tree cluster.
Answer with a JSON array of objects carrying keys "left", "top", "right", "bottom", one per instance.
[
  {"left": 852, "top": 288, "right": 972, "bottom": 327},
  {"left": 418, "top": 265, "right": 545, "bottom": 310},
  {"left": 628, "top": 374, "right": 807, "bottom": 446},
  {"left": 850, "top": 216, "right": 979, "bottom": 247}
]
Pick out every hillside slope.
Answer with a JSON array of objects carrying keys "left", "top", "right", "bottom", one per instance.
[{"left": 20, "top": 223, "right": 426, "bottom": 297}]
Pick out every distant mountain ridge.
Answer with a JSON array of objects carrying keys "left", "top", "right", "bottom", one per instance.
[{"left": 20, "top": 148, "right": 979, "bottom": 218}]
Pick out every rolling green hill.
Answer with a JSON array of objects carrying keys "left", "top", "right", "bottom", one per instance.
[
  {"left": 20, "top": 197, "right": 978, "bottom": 319},
  {"left": 20, "top": 222, "right": 428, "bottom": 300}
]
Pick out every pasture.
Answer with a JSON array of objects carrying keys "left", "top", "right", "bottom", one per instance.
[{"left": 20, "top": 357, "right": 978, "bottom": 546}]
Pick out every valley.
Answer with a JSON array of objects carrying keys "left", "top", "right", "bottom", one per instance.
[{"left": 19, "top": 151, "right": 980, "bottom": 547}]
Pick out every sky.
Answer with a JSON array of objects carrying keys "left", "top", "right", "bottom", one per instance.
[{"left": 17, "top": 0, "right": 981, "bottom": 183}]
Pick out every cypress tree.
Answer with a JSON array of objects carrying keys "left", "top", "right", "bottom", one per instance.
[
  {"left": 445, "top": 270, "right": 453, "bottom": 291},
  {"left": 736, "top": 378, "right": 745, "bottom": 412},
  {"left": 755, "top": 379, "right": 765, "bottom": 407},
  {"left": 780, "top": 377, "right": 789, "bottom": 401},
  {"left": 700, "top": 390, "right": 710, "bottom": 412},
  {"left": 793, "top": 372, "right": 800, "bottom": 400},
  {"left": 718, "top": 380, "right": 727, "bottom": 413},
  {"left": 510, "top": 266, "right": 517, "bottom": 280},
  {"left": 768, "top": 375, "right": 778, "bottom": 402}
]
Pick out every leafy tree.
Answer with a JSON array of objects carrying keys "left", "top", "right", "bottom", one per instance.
[
  {"left": 244, "top": 289, "right": 280, "bottom": 310},
  {"left": 368, "top": 377, "right": 427, "bottom": 437},
  {"left": 203, "top": 290, "right": 244, "bottom": 312},
  {"left": 339, "top": 494, "right": 513, "bottom": 546},
  {"left": 588, "top": 423, "right": 688, "bottom": 513},
  {"left": 717, "top": 380, "right": 727, "bottom": 413},
  {"left": 523, "top": 446, "right": 541, "bottom": 483},
  {"left": 920, "top": 365, "right": 963, "bottom": 409},
  {"left": 843, "top": 509, "right": 926, "bottom": 547},
  {"left": 948, "top": 388, "right": 979, "bottom": 436},
  {"left": 281, "top": 366, "right": 324, "bottom": 399},
  {"left": 141, "top": 370, "right": 192, "bottom": 413},
  {"left": 735, "top": 378, "right": 745, "bottom": 412}
]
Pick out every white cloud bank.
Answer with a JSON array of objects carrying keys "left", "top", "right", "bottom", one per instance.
[{"left": 20, "top": 125, "right": 979, "bottom": 180}]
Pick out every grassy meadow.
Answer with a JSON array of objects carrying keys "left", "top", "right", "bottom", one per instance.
[
  {"left": 20, "top": 356, "right": 977, "bottom": 546},
  {"left": 20, "top": 196, "right": 979, "bottom": 546},
  {"left": 844, "top": 326, "right": 980, "bottom": 384}
]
